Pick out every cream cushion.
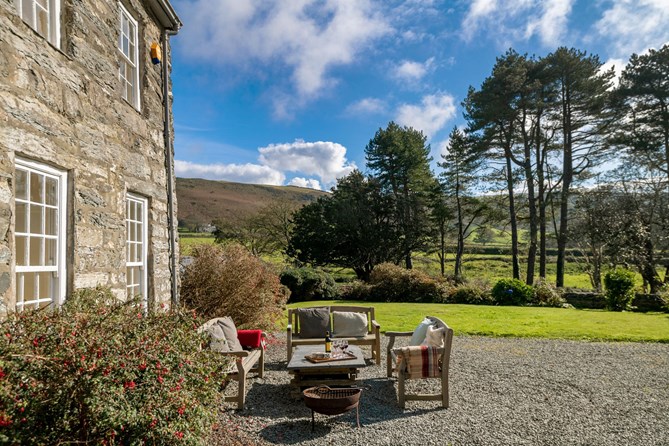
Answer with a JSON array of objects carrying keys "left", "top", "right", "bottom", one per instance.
[
  {"left": 218, "top": 316, "right": 243, "bottom": 352},
  {"left": 205, "top": 322, "right": 229, "bottom": 352},
  {"left": 332, "top": 311, "right": 368, "bottom": 337},
  {"left": 410, "top": 318, "right": 434, "bottom": 345},
  {"left": 422, "top": 325, "right": 445, "bottom": 348}
]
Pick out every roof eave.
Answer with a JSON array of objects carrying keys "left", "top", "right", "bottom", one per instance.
[{"left": 147, "top": 0, "right": 182, "bottom": 32}]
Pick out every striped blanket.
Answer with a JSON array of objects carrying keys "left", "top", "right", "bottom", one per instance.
[{"left": 396, "top": 346, "right": 440, "bottom": 378}]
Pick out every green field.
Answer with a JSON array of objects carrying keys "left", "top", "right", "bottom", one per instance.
[
  {"left": 287, "top": 300, "right": 669, "bottom": 343},
  {"left": 178, "top": 233, "right": 215, "bottom": 255},
  {"left": 178, "top": 231, "right": 663, "bottom": 291}
]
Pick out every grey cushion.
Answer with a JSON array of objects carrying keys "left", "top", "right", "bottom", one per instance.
[
  {"left": 298, "top": 307, "right": 331, "bottom": 338},
  {"left": 217, "top": 316, "right": 243, "bottom": 352},
  {"left": 205, "top": 323, "right": 229, "bottom": 352},
  {"left": 332, "top": 311, "right": 368, "bottom": 337}
]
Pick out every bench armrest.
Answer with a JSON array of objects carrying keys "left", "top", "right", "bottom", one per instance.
[
  {"left": 220, "top": 350, "right": 250, "bottom": 358},
  {"left": 385, "top": 331, "right": 413, "bottom": 337}
]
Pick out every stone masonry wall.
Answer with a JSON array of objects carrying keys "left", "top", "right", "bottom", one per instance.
[{"left": 0, "top": 0, "right": 178, "bottom": 309}]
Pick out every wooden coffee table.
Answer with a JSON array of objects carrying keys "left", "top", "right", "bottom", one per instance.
[{"left": 287, "top": 345, "right": 367, "bottom": 398}]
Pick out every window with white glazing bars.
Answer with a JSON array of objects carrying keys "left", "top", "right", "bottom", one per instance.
[
  {"left": 126, "top": 193, "right": 148, "bottom": 305},
  {"left": 14, "top": 0, "right": 61, "bottom": 47},
  {"left": 14, "top": 159, "right": 67, "bottom": 310},
  {"left": 118, "top": 3, "right": 140, "bottom": 109}
]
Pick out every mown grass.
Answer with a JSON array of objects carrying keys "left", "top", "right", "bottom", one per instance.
[{"left": 287, "top": 300, "right": 669, "bottom": 343}]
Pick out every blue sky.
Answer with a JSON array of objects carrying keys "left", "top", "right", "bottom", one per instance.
[{"left": 169, "top": 0, "right": 669, "bottom": 191}]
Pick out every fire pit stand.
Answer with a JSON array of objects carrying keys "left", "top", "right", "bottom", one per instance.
[{"left": 302, "top": 385, "right": 362, "bottom": 431}]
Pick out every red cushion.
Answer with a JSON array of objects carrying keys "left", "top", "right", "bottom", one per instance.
[{"left": 237, "top": 330, "right": 263, "bottom": 349}]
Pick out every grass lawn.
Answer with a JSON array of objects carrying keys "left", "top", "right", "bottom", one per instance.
[
  {"left": 178, "top": 234, "right": 215, "bottom": 255},
  {"left": 287, "top": 300, "right": 669, "bottom": 343}
]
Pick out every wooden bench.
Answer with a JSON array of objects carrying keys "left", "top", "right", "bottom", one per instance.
[
  {"left": 287, "top": 305, "right": 381, "bottom": 365},
  {"left": 199, "top": 318, "right": 265, "bottom": 410}
]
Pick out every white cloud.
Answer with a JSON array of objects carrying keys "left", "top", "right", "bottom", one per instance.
[
  {"left": 462, "top": 0, "right": 574, "bottom": 48},
  {"left": 393, "top": 57, "right": 435, "bottom": 83},
  {"left": 525, "top": 0, "right": 573, "bottom": 47},
  {"left": 395, "top": 93, "right": 457, "bottom": 140},
  {"left": 258, "top": 139, "right": 356, "bottom": 184},
  {"left": 601, "top": 58, "right": 626, "bottom": 87},
  {"left": 174, "top": 160, "right": 285, "bottom": 185},
  {"left": 288, "top": 177, "right": 323, "bottom": 190},
  {"left": 176, "top": 137, "right": 355, "bottom": 188},
  {"left": 345, "top": 97, "right": 387, "bottom": 115},
  {"left": 176, "top": 0, "right": 390, "bottom": 117},
  {"left": 594, "top": 0, "right": 669, "bottom": 59}
]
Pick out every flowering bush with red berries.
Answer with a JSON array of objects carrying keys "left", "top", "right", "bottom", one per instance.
[{"left": 0, "top": 287, "right": 228, "bottom": 445}]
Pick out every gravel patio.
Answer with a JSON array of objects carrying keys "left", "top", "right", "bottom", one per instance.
[{"left": 211, "top": 333, "right": 669, "bottom": 446}]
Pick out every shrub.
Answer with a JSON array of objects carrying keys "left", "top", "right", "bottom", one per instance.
[
  {"left": 491, "top": 278, "right": 534, "bottom": 306},
  {"left": 337, "top": 281, "right": 373, "bottom": 301},
  {"left": 280, "top": 267, "right": 338, "bottom": 303},
  {"left": 366, "top": 263, "right": 448, "bottom": 303},
  {"left": 181, "top": 243, "right": 288, "bottom": 330},
  {"left": 604, "top": 268, "right": 636, "bottom": 311},
  {"left": 447, "top": 284, "right": 494, "bottom": 305},
  {"left": 533, "top": 279, "right": 567, "bottom": 308},
  {"left": 0, "top": 287, "right": 224, "bottom": 445}
]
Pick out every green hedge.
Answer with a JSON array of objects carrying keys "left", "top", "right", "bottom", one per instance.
[{"left": 0, "top": 287, "right": 224, "bottom": 445}]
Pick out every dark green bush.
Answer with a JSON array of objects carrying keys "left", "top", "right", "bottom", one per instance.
[
  {"left": 0, "top": 287, "right": 224, "bottom": 445},
  {"left": 280, "top": 267, "right": 338, "bottom": 303},
  {"left": 181, "top": 243, "right": 288, "bottom": 330},
  {"left": 365, "top": 263, "right": 448, "bottom": 303},
  {"left": 604, "top": 268, "right": 636, "bottom": 311},
  {"left": 447, "top": 284, "right": 494, "bottom": 305},
  {"left": 491, "top": 278, "right": 534, "bottom": 306}
]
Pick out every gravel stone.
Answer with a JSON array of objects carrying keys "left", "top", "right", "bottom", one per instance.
[{"left": 213, "top": 333, "right": 669, "bottom": 446}]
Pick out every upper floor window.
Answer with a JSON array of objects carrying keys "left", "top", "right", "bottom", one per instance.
[
  {"left": 14, "top": 158, "right": 67, "bottom": 310},
  {"left": 14, "top": 0, "right": 61, "bottom": 47},
  {"left": 118, "top": 3, "right": 140, "bottom": 110}
]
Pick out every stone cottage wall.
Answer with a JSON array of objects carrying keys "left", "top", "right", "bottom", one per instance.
[{"left": 0, "top": 0, "right": 178, "bottom": 309}]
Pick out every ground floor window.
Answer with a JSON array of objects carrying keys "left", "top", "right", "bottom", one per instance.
[
  {"left": 126, "top": 193, "right": 148, "bottom": 304},
  {"left": 14, "top": 158, "right": 67, "bottom": 310}
]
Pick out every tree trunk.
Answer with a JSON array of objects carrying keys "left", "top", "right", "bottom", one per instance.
[
  {"left": 440, "top": 228, "right": 445, "bottom": 277},
  {"left": 556, "top": 82, "right": 572, "bottom": 288},
  {"left": 536, "top": 118, "right": 548, "bottom": 279},
  {"left": 454, "top": 175, "right": 464, "bottom": 280},
  {"left": 505, "top": 158, "right": 521, "bottom": 280},
  {"left": 640, "top": 238, "right": 663, "bottom": 293},
  {"left": 522, "top": 126, "right": 537, "bottom": 285}
]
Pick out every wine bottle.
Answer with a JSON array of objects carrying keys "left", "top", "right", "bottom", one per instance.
[{"left": 325, "top": 331, "right": 332, "bottom": 353}]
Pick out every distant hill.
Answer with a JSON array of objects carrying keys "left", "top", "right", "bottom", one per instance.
[{"left": 176, "top": 177, "right": 327, "bottom": 230}]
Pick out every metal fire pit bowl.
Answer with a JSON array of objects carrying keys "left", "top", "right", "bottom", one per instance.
[{"left": 302, "top": 385, "right": 362, "bottom": 430}]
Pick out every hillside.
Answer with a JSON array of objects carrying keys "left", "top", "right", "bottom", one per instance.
[{"left": 176, "top": 177, "right": 327, "bottom": 229}]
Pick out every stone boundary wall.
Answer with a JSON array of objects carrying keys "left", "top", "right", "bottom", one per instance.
[{"left": 563, "top": 292, "right": 668, "bottom": 312}]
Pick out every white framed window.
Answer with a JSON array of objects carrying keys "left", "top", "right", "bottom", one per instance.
[
  {"left": 118, "top": 3, "right": 140, "bottom": 110},
  {"left": 13, "top": 0, "right": 61, "bottom": 48},
  {"left": 126, "top": 193, "right": 148, "bottom": 305},
  {"left": 14, "top": 158, "right": 67, "bottom": 310}
]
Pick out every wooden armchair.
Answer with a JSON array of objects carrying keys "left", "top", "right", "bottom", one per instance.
[
  {"left": 385, "top": 316, "right": 453, "bottom": 409},
  {"left": 199, "top": 317, "right": 265, "bottom": 410}
]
